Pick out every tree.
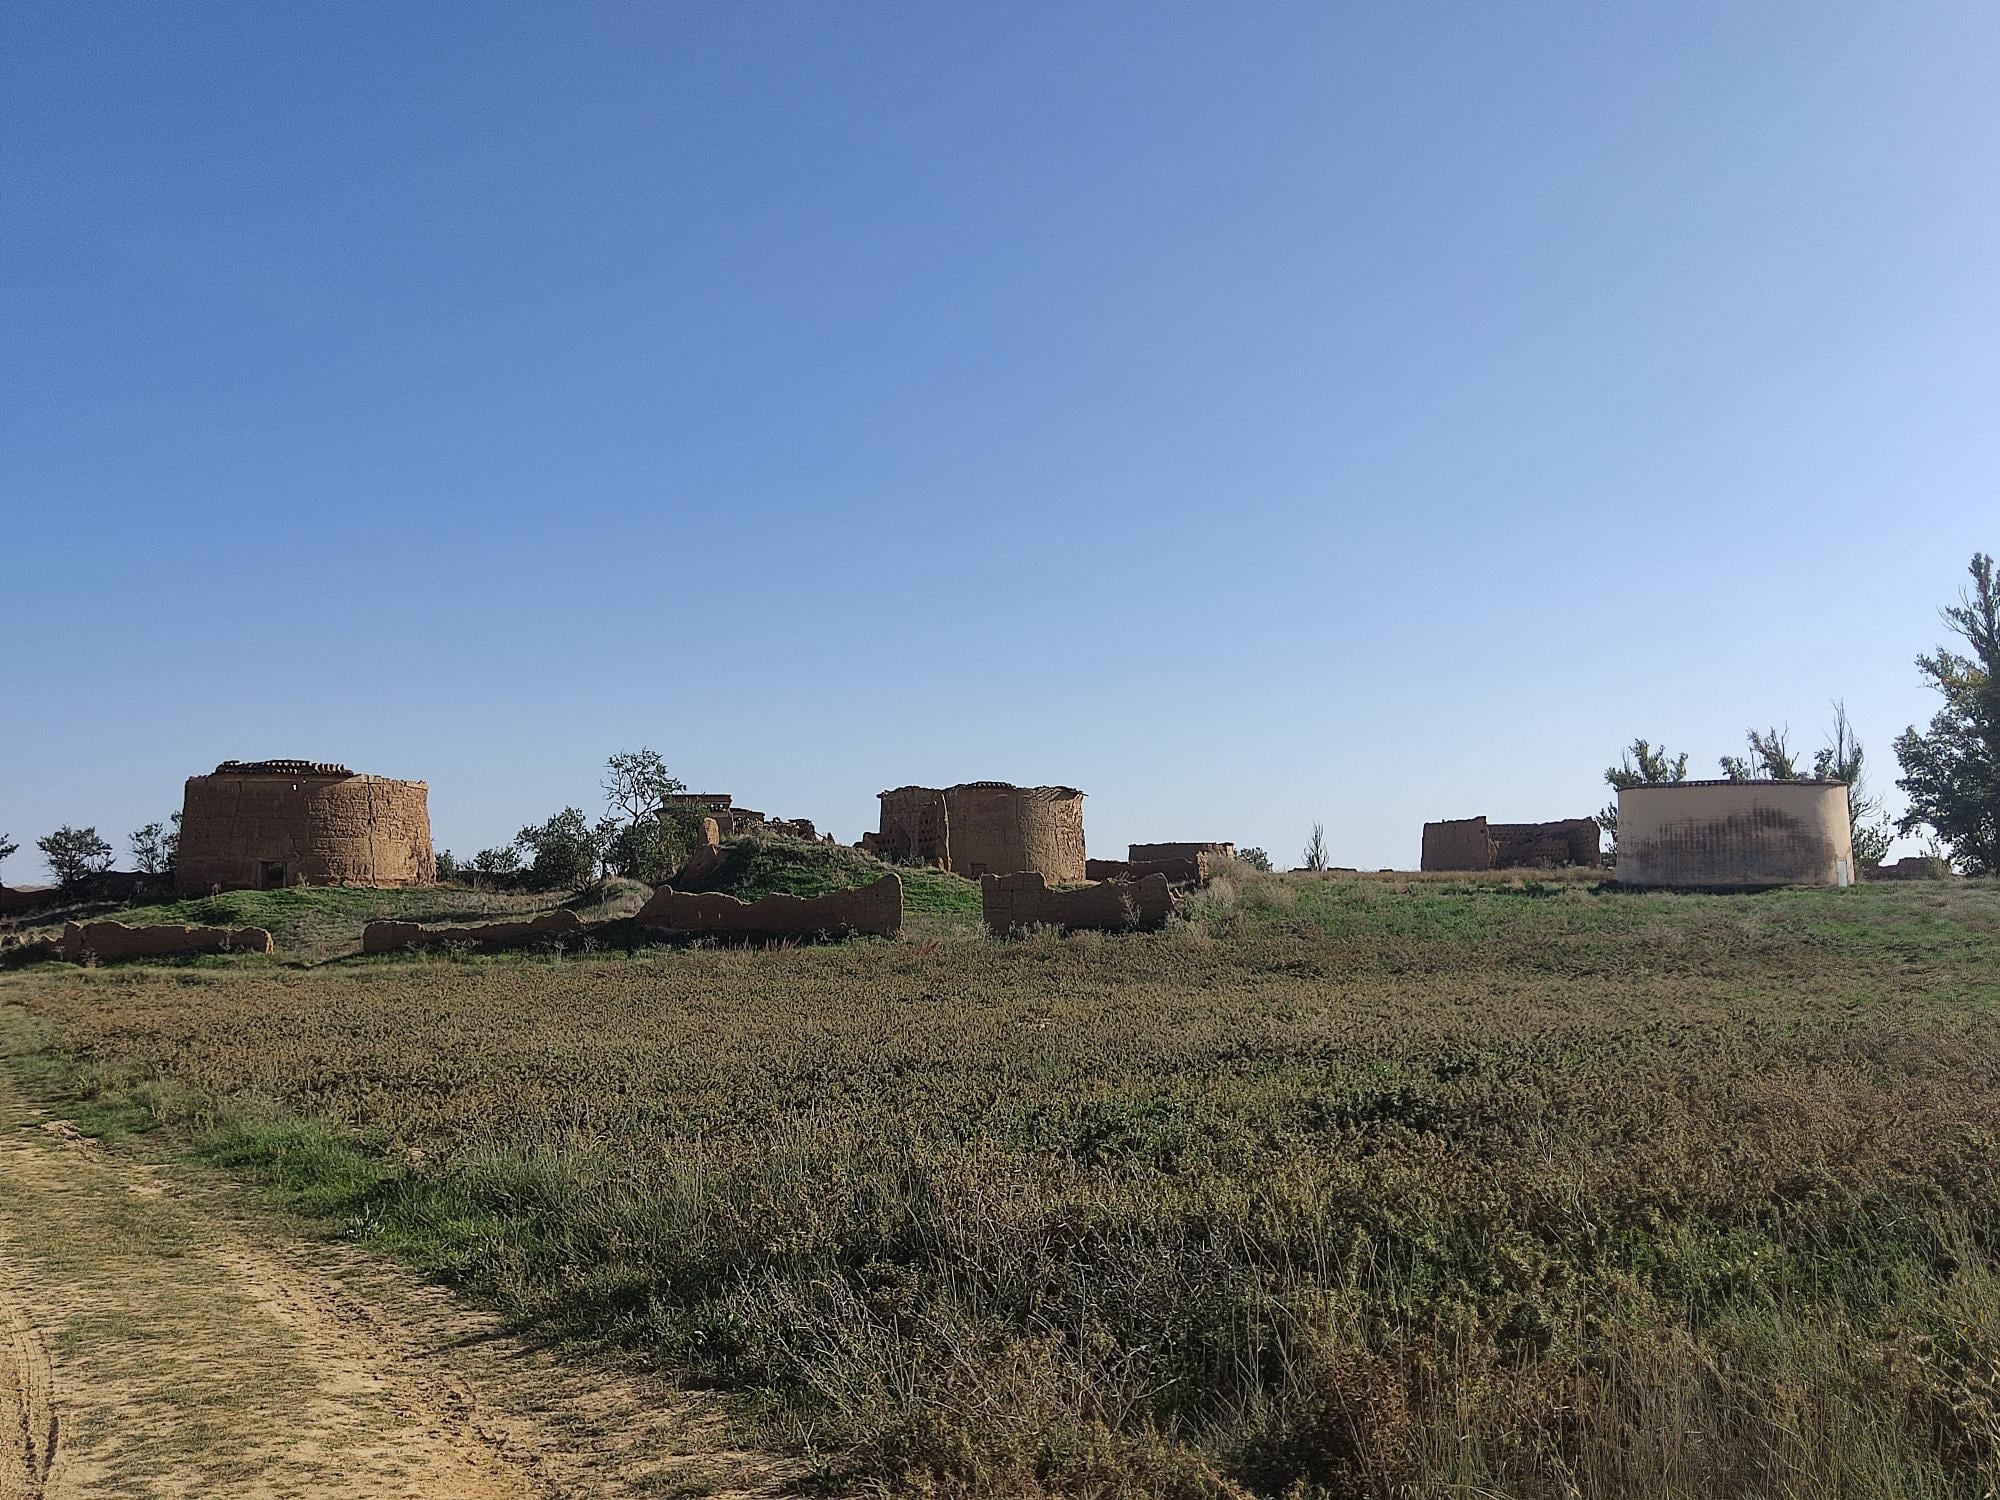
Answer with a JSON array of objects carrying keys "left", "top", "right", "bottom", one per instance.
[
  {"left": 1597, "top": 739, "right": 1690, "bottom": 847},
  {"left": 471, "top": 845, "right": 521, "bottom": 880},
  {"left": 0, "top": 832, "right": 17, "bottom": 878},
  {"left": 130, "top": 813, "right": 180, "bottom": 876},
  {"left": 1720, "top": 727, "right": 1798, "bottom": 782},
  {"left": 598, "top": 748, "right": 708, "bottom": 883},
  {"left": 1815, "top": 702, "right": 1893, "bottom": 870},
  {"left": 602, "top": 748, "right": 686, "bottom": 827},
  {"left": 435, "top": 849, "right": 460, "bottom": 882},
  {"left": 1237, "top": 847, "right": 1273, "bottom": 873},
  {"left": 514, "top": 807, "right": 606, "bottom": 890},
  {"left": 1300, "top": 823, "right": 1329, "bottom": 872},
  {"left": 39, "top": 826, "right": 113, "bottom": 886},
  {"left": 1895, "top": 552, "right": 2000, "bottom": 873}
]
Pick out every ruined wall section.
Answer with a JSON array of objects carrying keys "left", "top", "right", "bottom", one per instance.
[
  {"left": 1423, "top": 817, "right": 1601, "bottom": 870},
  {"left": 63, "top": 920, "right": 274, "bottom": 963},
  {"left": 1616, "top": 781, "right": 1855, "bottom": 888},
  {"left": 870, "top": 786, "right": 950, "bottom": 866},
  {"left": 1128, "top": 842, "right": 1235, "bottom": 863},
  {"left": 176, "top": 764, "right": 434, "bottom": 894},
  {"left": 1421, "top": 817, "right": 1494, "bottom": 871},
  {"left": 1489, "top": 820, "right": 1603, "bottom": 869},
  {"left": 981, "top": 872, "right": 1175, "bottom": 934}
]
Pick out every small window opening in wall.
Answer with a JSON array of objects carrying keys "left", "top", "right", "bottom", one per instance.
[{"left": 260, "top": 861, "right": 287, "bottom": 890}]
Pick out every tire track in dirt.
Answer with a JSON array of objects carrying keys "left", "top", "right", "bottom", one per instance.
[
  {"left": 0, "top": 1279, "right": 58, "bottom": 1500},
  {"left": 0, "top": 1065, "right": 799, "bottom": 1498}
]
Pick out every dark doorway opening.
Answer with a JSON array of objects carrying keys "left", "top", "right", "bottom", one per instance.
[{"left": 259, "top": 861, "right": 287, "bottom": 890}]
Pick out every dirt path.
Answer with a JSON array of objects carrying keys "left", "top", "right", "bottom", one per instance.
[{"left": 0, "top": 1068, "right": 798, "bottom": 1499}]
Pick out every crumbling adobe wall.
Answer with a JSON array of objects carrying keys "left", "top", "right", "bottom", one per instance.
[
  {"left": 362, "top": 909, "right": 586, "bottom": 954},
  {"left": 62, "top": 921, "right": 274, "bottom": 963},
  {"left": 1128, "top": 842, "right": 1235, "bottom": 863},
  {"left": 1421, "top": 818, "right": 1494, "bottom": 871},
  {"left": 1127, "top": 853, "right": 1211, "bottom": 886},
  {"left": 1489, "top": 820, "right": 1602, "bottom": 869},
  {"left": 1422, "top": 817, "right": 1601, "bottom": 871},
  {"left": 981, "top": 872, "right": 1176, "bottom": 934},
  {"left": 176, "top": 761, "right": 435, "bottom": 894},
  {"left": 1872, "top": 855, "right": 1951, "bottom": 880},
  {"left": 872, "top": 786, "right": 950, "bottom": 866},
  {"left": 1085, "top": 858, "right": 1131, "bottom": 882},
  {"left": 635, "top": 874, "right": 902, "bottom": 939}
]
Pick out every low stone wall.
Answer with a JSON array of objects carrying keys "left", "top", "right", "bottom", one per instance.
[
  {"left": 362, "top": 909, "right": 587, "bottom": 954},
  {"left": 981, "top": 872, "right": 1177, "bottom": 934},
  {"left": 634, "top": 874, "right": 902, "bottom": 939},
  {"left": 61, "top": 921, "right": 274, "bottom": 963}
]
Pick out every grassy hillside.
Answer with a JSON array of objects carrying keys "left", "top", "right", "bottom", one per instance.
[
  {"left": 680, "top": 832, "right": 982, "bottom": 915},
  {"left": 5, "top": 875, "right": 2000, "bottom": 1496}
]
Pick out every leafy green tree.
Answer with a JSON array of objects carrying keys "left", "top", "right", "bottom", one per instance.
[
  {"left": 435, "top": 849, "right": 460, "bottom": 882},
  {"left": 597, "top": 748, "right": 709, "bottom": 883},
  {"left": 1597, "top": 739, "right": 1690, "bottom": 848},
  {"left": 129, "top": 813, "right": 180, "bottom": 876},
  {"left": 39, "top": 825, "right": 113, "bottom": 886},
  {"left": 1236, "top": 847, "right": 1272, "bottom": 873},
  {"left": 1895, "top": 552, "right": 2000, "bottom": 873},
  {"left": 602, "top": 748, "right": 687, "bottom": 827},
  {"left": 471, "top": 845, "right": 521, "bottom": 879},
  {"left": 514, "top": 807, "right": 606, "bottom": 890}
]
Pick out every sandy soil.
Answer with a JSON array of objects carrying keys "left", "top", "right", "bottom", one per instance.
[{"left": 0, "top": 1069, "right": 798, "bottom": 1499}]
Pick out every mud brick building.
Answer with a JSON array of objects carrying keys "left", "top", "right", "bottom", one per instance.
[{"left": 176, "top": 760, "right": 434, "bottom": 894}]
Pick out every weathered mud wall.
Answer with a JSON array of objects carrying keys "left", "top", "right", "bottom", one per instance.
[
  {"left": 871, "top": 787, "right": 951, "bottom": 866},
  {"left": 1421, "top": 818, "right": 1494, "bottom": 871},
  {"left": 177, "top": 761, "right": 434, "bottom": 894},
  {"left": 362, "top": 910, "right": 587, "bottom": 954},
  {"left": 981, "top": 872, "right": 1176, "bottom": 934},
  {"left": 1871, "top": 855, "right": 1952, "bottom": 880},
  {"left": 62, "top": 921, "right": 274, "bottom": 963},
  {"left": 1127, "top": 854, "right": 1211, "bottom": 886},
  {"left": 1128, "top": 842, "right": 1235, "bottom": 863},
  {"left": 1615, "top": 781, "right": 1855, "bottom": 888},
  {"left": 1489, "top": 820, "right": 1602, "bottom": 869},
  {"left": 1422, "top": 817, "right": 1601, "bottom": 870},
  {"left": 635, "top": 874, "right": 902, "bottom": 938}
]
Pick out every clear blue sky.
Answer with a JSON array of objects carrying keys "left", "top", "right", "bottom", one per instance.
[{"left": 3, "top": 2, "right": 1995, "bottom": 882}]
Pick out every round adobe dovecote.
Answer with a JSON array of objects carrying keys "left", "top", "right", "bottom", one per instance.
[
  {"left": 175, "top": 760, "right": 435, "bottom": 894},
  {"left": 873, "top": 781, "right": 1086, "bottom": 882}
]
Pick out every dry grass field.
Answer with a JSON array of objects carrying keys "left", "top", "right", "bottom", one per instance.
[{"left": 5, "top": 867, "right": 2000, "bottom": 1497}]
